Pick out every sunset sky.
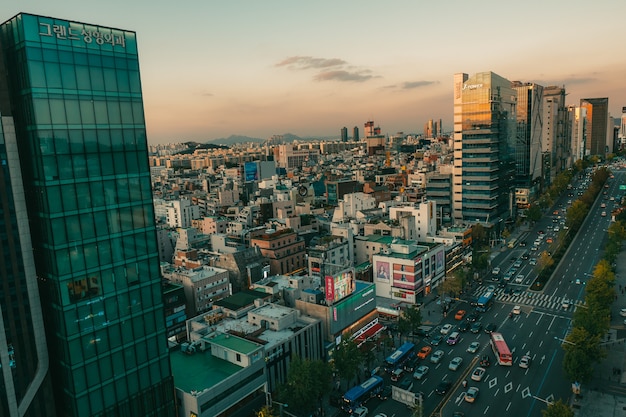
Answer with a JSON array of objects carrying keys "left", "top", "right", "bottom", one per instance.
[{"left": 8, "top": 0, "right": 626, "bottom": 145}]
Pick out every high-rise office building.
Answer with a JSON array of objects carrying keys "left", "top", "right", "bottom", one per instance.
[
  {"left": 511, "top": 81, "right": 543, "bottom": 192},
  {"left": 543, "top": 86, "right": 569, "bottom": 185},
  {"left": 580, "top": 97, "right": 609, "bottom": 157},
  {"left": 453, "top": 72, "right": 517, "bottom": 228},
  {"left": 0, "top": 13, "right": 175, "bottom": 417},
  {"left": 352, "top": 126, "right": 359, "bottom": 142},
  {"left": 340, "top": 126, "right": 348, "bottom": 142},
  {"left": 1, "top": 116, "right": 54, "bottom": 415}
]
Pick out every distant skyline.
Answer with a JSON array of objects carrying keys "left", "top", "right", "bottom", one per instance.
[{"left": 7, "top": 1, "right": 626, "bottom": 145}]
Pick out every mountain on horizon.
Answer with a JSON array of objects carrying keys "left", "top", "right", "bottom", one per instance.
[{"left": 205, "top": 133, "right": 338, "bottom": 146}]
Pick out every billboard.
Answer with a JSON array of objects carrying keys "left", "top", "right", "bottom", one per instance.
[
  {"left": 325, "top": 269, "right": 355, "bottom": 303},
  {"left": 244, "top": 162, "right": 259, "bottom": 181},
  {"left": 376, "top": 261, "right": 390, "bottom": 282}
]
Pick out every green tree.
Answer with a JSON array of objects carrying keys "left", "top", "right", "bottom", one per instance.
[
  {"left": 471, "top": 223, "right": 487, "bottom": 246},
  {"left": 541, "top": 399, "right": 574, "bottom": 417},
  {"left": 441, "top": 275, "right": 463, "bottom": 297},
  {"left": 398, "top": 305, "right": 423, "bottom": 340},
  {"left": 526, "top": 205, "right": 542, "bottom": 223},
  {"left": 276, "top": 356, "right": 332, "bottom": 415},
  {"left": 472, "top": 246, "right": 490, "bottom": 272},
  {"left": 332, "top": 339, "right": 362, "bottom": 388},
  {"left": 562, "top": 327, "right": 603, "bottom": 383}
]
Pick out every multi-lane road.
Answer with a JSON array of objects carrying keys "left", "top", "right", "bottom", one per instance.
[{"left": 358, "top": 167, "right": 624, "bottom": 417}]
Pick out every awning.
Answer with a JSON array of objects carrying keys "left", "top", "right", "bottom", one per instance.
[{"left": 356, "top": 323, "right": 385, "bottom": 343}]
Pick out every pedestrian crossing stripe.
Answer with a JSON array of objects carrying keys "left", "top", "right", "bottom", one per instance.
[{"left": 473, "top": 285, "right": 586, "bottom": 312}]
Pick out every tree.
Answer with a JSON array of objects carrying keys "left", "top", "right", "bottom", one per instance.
[
  {"left": 541, "top": 399, "right": 574, "bottom": 417},
  {"left": 536, "top": 251, "right": 554, "bottom": 272},
  {"left": 562, "top": 327, "right": 603, "bottom": 383},
  {"left": 441, "top": 275, "right": 463, "bottom": 297},
  {"left": 398, "top": 305, "right": 423, "bottom": 340},
  {"left": 526, "top": 205, "right": 542, "bottom": 223},
  {"left": 472, "top": 246, "right": 490, "bottom": 272},
  {"left": 332, "top": 339, "right": 362, "bottom": 388},
  {"left": 275, "top": 355, "right": 332, "bottom": 415},
  {"left": 471, "top": 223, "right": 487, "bottom": 246}
]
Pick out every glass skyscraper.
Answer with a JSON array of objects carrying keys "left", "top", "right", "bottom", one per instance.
[
  {"left": 0, "top": 13, "right": 174, "bottom": 416},
  {"left": 453, "top": 71, "right": 517, "bottom": 227}
]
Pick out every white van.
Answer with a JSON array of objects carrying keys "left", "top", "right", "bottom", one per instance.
[{"left": 447, "top": 331, "right": 461, "bottom": 346}]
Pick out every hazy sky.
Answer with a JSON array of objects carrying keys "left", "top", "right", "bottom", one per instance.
[{"left": 7, "top": 1, "right": 626, "bottom": 145}]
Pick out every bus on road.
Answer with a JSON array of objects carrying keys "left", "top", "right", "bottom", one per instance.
[
  {"left": 476, "top": 291, "right": 494, "bottom": 312},
  {"left": 341, "top": 375, "right": 384, "bottom": 412},
  {"left": 490, "top": 332, "right": 513, "bottom": 366},
  {"left": 384, "top": 342, "right": 415, "bottom": 372}
]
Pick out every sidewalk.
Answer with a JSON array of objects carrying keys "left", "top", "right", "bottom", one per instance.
[{"left": 571, "top": 240, "right": 626, "bottom": 416}]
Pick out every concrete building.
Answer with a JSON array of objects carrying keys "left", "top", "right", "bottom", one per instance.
[
  {"left": 372, "top": 240, "right": 446, "bottom": 301},
  {"left": 542, "top": 86, "right": 569, "bottom": 185},
  {"left": 388, "top": 201, "right": 438, "bottom": 242},
  {"left": 167, "top": 198, "right": 201, "bottom": 228},
  {"left": 250, "top": 228, "right": 306, "bottom": 276},
  {"left": 162, "top": 265, "right": 231, "bottom": 317},
  {"left": 171, "top": 301, "right": 323, "bottom": 417},
  {"left": 581, "top": 97, "right": 610, "bottom": 157}
]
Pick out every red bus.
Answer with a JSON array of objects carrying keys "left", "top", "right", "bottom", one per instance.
[{"left": 490, "top": 332, "right": 512, "bottom": 366}]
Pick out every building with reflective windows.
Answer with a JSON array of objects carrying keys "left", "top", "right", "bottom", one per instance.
[
  {"left": 580, "top": 97, "right": 610, "bottom": 157},
  {"left": 453, "top": 72, "right": 517, "bottom": 229},
  {"left": 0, "top": 13, "right": 174, "bottom": 416}
]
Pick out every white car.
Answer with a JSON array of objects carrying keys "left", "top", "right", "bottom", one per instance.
[
  {"left": 466, "top": 341, "right": 480, "bottom": 354},
  {"left": 519, "top": 355, "right": 531, "bottom": 369},
  {"left": 471, "top": 366, "right": 486, "bottom": 382},
  {"left": 449, "top": 357, "right": 463, "bottom": 371},
  {"left": 620, "top": 308, "right": 626, "bottom": 317},
  {"left": 440, "top": 324, "right": 453, "bottom": 335},
  {"left": 430, "top": 350, "right": 445, "bottom": 364},
  {"left": 413, "top": 365, "right": 429, "bottom": 380},
  {"left": 562, "top": 299, "right": 570, "bottom": 309},
  {"left": 464, "top": 386, "right": 479, "bottom": 403},
  {"left": 515, "top": 274, "right": 524, "bottom": 284},
  {"left": 353, "top": 406, "right": 368, "bottom": 417},
  {"left": 512, "top": 305, "right": 521, "bottom": 315}
]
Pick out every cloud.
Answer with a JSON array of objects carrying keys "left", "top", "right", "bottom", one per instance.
[
  {"left": 401, "top": 80, "right": 439, "bottom": 89},
  {"left": 313, "top": 70, "right": 376, "bottom": 82},
  {"left": 275, "top": 56, "right": 346, "bottom": 69}
]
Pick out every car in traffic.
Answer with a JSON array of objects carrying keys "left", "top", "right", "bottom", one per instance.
[
  {"left": 403, "top": 358, "right": 417, "bottom": 372},
  {"left": 391, "top": 368, "right": 404, "bottom": 381},
  {"left": 466, "top": 312, "right": 479, "bottom": 322},
  {"left": 398, "top": 377, "right": 413, "bottom": 391},
  {"left": 470, "top": 322, "right": 482, "bottom": 333},
  {"left": 464, "top": 387, "right": 479, "bottom": 403},
  {"left": 480, "top": 355, "right": 491, "bottom": 367},
  {"left": 417, "top": 345, "right": 432, "bottom": 359},
  {"left": 441, "top": 324, "right": 453, "bottom": 335},
  {"left": 413, "top": 365, "right": 429, "bottom": 380},
  {"left": 458, "top": 320, "right": 470, "bottom": 332},
  {"left": 447, "top": 332, "right": 461, "bottom": 346},
  {"left": 353, "top": 406, "right": 368, "bottom": 417},
  {"left": 485, "top": 323, "right": 497, "bottom": 333},
  {"left": 512, "top": 305, "right": 521, "bottom": 315},
  {"left": 448, "top": 356, "right": 463, "bottom": 371},
  {"left": 515, "top": 274, "right": 525, "bottom": 284},
  {"left": 377, "top": 386, "right": 392, "bottom": 400},
  {"left": 455, "top": 310, "right": 466, "bottom": 320},
  {"left": 466, "top": 341, "right": 480, "bottom": 354},
  {"left": 430, "top": 334, "right": 443, "bottom": 346},
  {"left": 470, "top": 367, "right": 486, "bottom": 382},
  {"left": 430, "top": 350, "right": 445, "bottom": 364},
  {"left": 529, "top": 258, "right": 537, "bottom": 265},
  {"left": 519, "top": 355, "right": 531, "bottom": 369},
  {"left": 620, "top": 308, "right": 626, "bottom": 317},
  {"left": 562, "top": 299, "right": 570, "bottom": 309},
  {"left": 435, "top": 380, "right": 452, "bottom": 395}
]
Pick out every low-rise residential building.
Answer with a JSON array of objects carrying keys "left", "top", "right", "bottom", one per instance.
[{"left": 162, "top": 264, "right": 230, "bottom": 316}]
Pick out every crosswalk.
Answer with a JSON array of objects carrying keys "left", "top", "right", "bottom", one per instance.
[{"left": 473, "top": 285, "right": 585, "bottom": 312}]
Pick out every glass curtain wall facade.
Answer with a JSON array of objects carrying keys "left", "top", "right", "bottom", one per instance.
[
  {"left": 453, "top": 71, "right": 517, "bottom": 226},
  {"left": 0, "top": 13, "right": 174, "bottom": 417},
  {"left": 1, "top": 114, "right": 54, "bottom": 416}
]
